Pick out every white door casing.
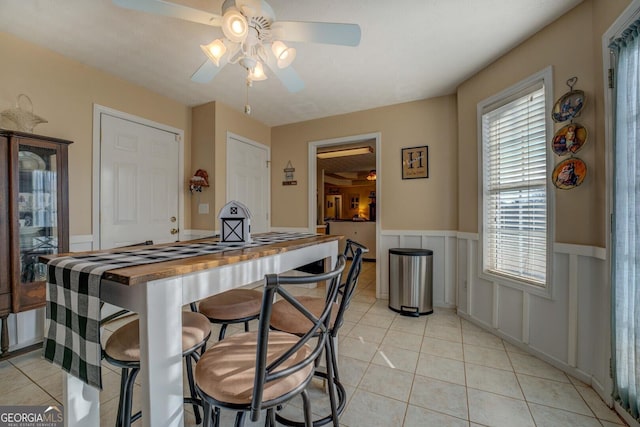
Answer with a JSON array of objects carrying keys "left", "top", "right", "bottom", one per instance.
[
  {"left": 93, "top": 106, "right": 184, "bottom": 249},
  {"left": 308, "top": 132, "right": 382, "bottom": 296},
  {"left": 226, "top": 133, "right": 270, "bottom": 233}
]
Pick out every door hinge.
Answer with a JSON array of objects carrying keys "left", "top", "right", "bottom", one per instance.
[
  {"left": 175, "top": 134, "right": 182, "bottom": 143},
  {"left": 266, "top": 160, "right": 270, "bottom": 168},
  {"left": 608, "top": 68, "right": 615, "bottom": 89},
  {"left": 611, "top": 213, "right": 614, "bottom": 233},
  {"left": 610, "top": 357, "right": 614, "bottom": 379}
]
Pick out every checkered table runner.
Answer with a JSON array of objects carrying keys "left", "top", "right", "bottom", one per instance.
[{"left": 43, "top": 232, "right": 316, "bottom": 388}]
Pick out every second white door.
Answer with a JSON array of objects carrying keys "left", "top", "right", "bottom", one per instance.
[{"left": 227, "top": 134, "right": 270, "bottom": 233}]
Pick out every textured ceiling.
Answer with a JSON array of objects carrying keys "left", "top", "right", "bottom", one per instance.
[
  {"left": 0, "top": 0, "right": 582, "bottom": 126},
  {"left": 318, "top": 140, "right": 376, "bottom": 175}
]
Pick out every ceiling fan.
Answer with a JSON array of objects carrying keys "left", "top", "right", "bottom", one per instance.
[{"left": 112, "top": 0, "right": 361, "bottom": 94}]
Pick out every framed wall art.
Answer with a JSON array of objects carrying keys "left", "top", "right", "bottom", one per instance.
[{"left": 402, "top": 145, "right": 429, "bottom": 179}]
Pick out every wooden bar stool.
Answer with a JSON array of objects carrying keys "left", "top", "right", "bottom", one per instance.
[
  {"left": 194, "top": 288, "right": 263, "bottom": 341},
  {"left": 270, "top": 239, "right": 368, "bottom": 426},
  {"left": 103, "top": 311, "right": 212, "bottom": 427},
  {"left": 194, "top": 256, "right": 346, "bottom": 427}
]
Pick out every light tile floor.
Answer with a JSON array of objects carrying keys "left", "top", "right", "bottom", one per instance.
[{"left": 0, "top": 261, "right": 628, "bottom": 426}]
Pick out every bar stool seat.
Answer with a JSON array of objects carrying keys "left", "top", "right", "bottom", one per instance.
[
  {"left": 196, "top": 289, "right": 263, "bottom": 340},
  {"left": 103, "top": 311, "right": 211, "bottom": 427},
  {"left": 195, "top": 331, "right": 313, "bottom": 405},
  {"left": 270, "top": 297, "right": 339, "bottom": 334}
]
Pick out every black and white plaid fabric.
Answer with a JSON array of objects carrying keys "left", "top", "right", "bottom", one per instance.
[{"left": 43, "top": 232, "right": 316, "bottom": 388}]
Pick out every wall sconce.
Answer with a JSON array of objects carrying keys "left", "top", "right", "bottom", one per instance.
[
  {"left": 189, "top": 169, "right": 210, "bottom": 193},
  {"left": 366, "top": 170, "right": 377, "bottom": 181}
]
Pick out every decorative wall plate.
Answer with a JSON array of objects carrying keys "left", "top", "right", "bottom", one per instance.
[
  {"left": 552, "top": 157, "right": 587, "bottom": 190},
  {"left": 552, "top": 123, "right": 588, "bottom": 156},
  {"left": 552, "top": 89, "right": 585, "bottom": 122}
]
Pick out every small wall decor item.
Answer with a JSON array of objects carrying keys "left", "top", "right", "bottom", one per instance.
[
  {"left": 218, "top": 200, "right": 252, "bottom": 244},
  {"left": 349, "top": 194, "right": 359, "bottom": 209},
  {"left": 0, "top": 94, "right": 48, "bottom": 133},
  {"left": 552, "top": 77, "right": 585, "bottom": 123},
  {"left": 552, "top": 123, "right": 588, "bottom": 156},
  {"left": 189, "top": 169, "right": 210, "bottom": 193},
  {"left": 402, "top": 145, "right": 429, "bottom": 179},
  {"left": 552, "top": 157, "right": 587, "bottom": 190},
  {"left": 283, "top": 160, "right": 297, "bottom": 185}
]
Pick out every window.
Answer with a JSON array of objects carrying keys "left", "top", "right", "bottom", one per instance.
[{"left": 479, "top": 69, "right": 552, "bottom": 288}]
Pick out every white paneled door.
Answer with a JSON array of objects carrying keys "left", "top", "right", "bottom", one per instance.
[
  {"left": 100, "top": 114, "right": 180, "bottom": 248},
  {"left": 226, "top": 134, "right": 270, "bottom": 233}
]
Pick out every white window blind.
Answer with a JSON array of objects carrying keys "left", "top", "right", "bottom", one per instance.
[{"left": 482, "top": 85, "right": 548, "bottom": 286}]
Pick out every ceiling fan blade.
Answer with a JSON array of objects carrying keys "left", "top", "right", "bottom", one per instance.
[
  {"left": 112, "top": 0, "right": 222, "bottom": 26},
  {"left": 191, "top": 57, "right": 228, "bottom": 83},
  {"left": 264, "top": 56, "right": 304, "bottom": 93},
  {"left": 271, "top": 21, "right": 361, "bottom": 46}
]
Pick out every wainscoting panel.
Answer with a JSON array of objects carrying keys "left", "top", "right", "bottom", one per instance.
[
  {"left": 379, "top": 231, "right": 457, "bottom": 307},
  {"left": 456, "top": 233, "right": 612, "bottom": 403},
  {"left": 456, "top": 238, "right": 468, "bottom": 314},
  {"left": 497, "top": 285, "right": 523, "bottom": 342},
  {"left": 470, "top": 276, "right": 494, "bottom": 327}
]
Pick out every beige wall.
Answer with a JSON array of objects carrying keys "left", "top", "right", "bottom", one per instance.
[
  {"left": 271, "top": 96, "right": 458, "bottom": 230},
  {"left": 456, "top": 0, "right": 630, "bottom": 246},
  {"left": 190, "top": 101, "right": 271, "bottom": 229},
  {"left": 0, "top": 31, "right": 192, "bottom": 236},
  {"left": 190, "top": 102, "right": 215, "bottom": 230}
]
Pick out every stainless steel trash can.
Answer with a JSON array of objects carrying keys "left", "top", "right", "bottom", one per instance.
[{"left": 388, "top": 248, "right": 433, "bottom": 316}]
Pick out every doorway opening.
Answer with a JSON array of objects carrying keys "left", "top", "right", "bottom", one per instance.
[{"left": 308, "top": 132, "right": 382, "bottom": 298}]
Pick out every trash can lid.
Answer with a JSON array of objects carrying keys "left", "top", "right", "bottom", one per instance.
[{"left": 389, "top": 248, "right": 433, "bottom": 256}]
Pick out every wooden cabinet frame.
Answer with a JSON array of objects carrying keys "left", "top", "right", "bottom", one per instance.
[{"left": 0, "top": 130, "right": 72, "bottom": 355}]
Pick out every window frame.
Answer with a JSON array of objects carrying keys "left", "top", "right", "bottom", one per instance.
[{"left": 477, "top": 66, "right": 555, "bottom": 298}]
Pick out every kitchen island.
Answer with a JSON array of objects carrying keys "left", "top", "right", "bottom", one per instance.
[{"left": 328, "top": 220, "right": 376, "bottom": 260}]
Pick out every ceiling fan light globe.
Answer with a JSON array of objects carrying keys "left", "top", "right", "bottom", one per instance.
[
  {"left": 200, "top": 39, "right": 227, "bottom": 66},
  {"left": 277, "top": 47, "right": 296, "bottom": 68},
  {"left": 248, "top": 61, "right": 268, "bottom": 81},
  {"left": 222, "top": 8, "right": 248, "bottom": 42},
  {"left": 271, "top": 41, "right": 296, "bottom": 68}
]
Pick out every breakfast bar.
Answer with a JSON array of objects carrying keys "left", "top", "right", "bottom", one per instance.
[{"left": 41, "top": 232, "right": 341, "bottom": 427}]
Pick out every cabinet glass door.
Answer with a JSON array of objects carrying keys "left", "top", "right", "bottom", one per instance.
[{"left": 18, "top": 144, "right": 58, "bottom": 285}]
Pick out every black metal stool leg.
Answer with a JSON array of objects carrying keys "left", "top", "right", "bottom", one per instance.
[
  {"left": 218, "top": 324, "right": 228, "bottom": 341},
  {"left": 324, "top": 340, "right": 339, "bottom": 425},
  {"left": 115, "top": 368, "right": 128, "bottom": 427},
  {"left": 202, "top": 400, "right": 212, "bottom": 427},
  {"left": 234, "top": 411, "right": 246, "bottom": 427},
  {"left": 185, "top": 353, "right": 202, "bottom": 424},
  {"left": 123, "top": 368, "right": 139, "bottom": 427},
  {"left": 301, "top": 389, "right": 313, "bottom": 427}
]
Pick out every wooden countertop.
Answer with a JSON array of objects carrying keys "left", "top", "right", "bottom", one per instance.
[{"left": 40, "top": 234, "right": 342, "bottom": 287}]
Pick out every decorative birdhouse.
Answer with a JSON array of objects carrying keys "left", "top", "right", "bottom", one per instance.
[{"left": 218, "top": 200, "right": 252, "bottom": 244}]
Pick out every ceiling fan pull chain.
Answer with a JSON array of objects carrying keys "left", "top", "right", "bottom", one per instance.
[{"left": 244, "top": 73, "right": 252, "bottom": 115}]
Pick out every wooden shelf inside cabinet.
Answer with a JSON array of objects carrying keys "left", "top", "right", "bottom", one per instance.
[{"left": 0, "top": 130, "right": 72, "bottom": 355}]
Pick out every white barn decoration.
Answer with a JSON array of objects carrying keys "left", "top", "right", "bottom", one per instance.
[{"left": 218, "top": 200, "right": 252, "bottom": 244}]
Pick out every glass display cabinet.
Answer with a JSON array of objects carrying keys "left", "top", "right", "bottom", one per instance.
[{"left": 0, "top": 130, "right": 72, "bottom": 354}]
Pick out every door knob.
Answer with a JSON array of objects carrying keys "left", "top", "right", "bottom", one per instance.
[
  {"left": 170, "top": 216, "right": 177, "bottom": 223},
  {"left": 170, "top": 228, "right": 179, "bottom": 235}
]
